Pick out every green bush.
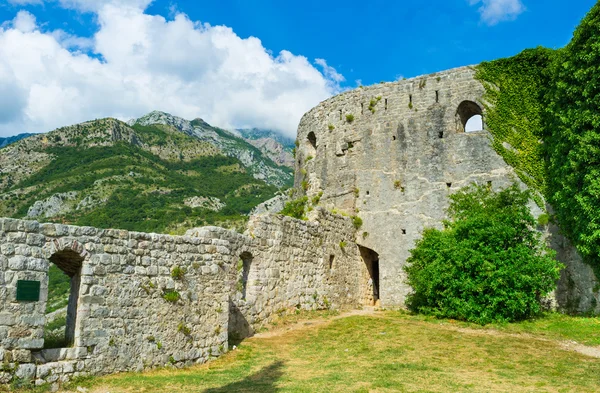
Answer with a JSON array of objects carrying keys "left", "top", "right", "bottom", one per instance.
[
  {"left": 404, "top": 184, "right": 562, "bottom": 324},
  {"left": 345, "top": 114, "right": 355, "bottom": 123},
  {"left": 280, "top": 197, "right": 308, "bottom": 220}
]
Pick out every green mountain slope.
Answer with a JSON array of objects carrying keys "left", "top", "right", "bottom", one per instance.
[{"left": 0, "top": 114, "right": 291, "bottom": 234}]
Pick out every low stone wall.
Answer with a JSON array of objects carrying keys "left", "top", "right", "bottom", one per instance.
[{"left": 0, "top": 218, "right": 231, "bottom": 387}]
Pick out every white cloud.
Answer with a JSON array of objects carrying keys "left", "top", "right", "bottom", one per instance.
[
  {"left": 0, "top": 5, "right": 343, "bottom": 138},
  {"left": 469, "top": 0, "right": 525, "bottom": 25},
  {"left": 12, "top": 10, "right": 36, "bottom": 32}
]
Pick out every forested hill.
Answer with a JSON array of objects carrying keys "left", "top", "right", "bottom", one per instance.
[{"left": 0, "top": 113, "right": 293, "bottom": 234}]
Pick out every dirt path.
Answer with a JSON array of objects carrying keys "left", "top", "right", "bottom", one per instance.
[{"left": 251, "top": 307, "right": 380, "bottom": 339}]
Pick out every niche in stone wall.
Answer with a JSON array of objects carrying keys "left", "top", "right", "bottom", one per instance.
[
  {"left": 44, "top": 250, "right": 84, "bottom": 349},
  {"left": 239, "top": 252, "right": 253, "bottom": 300},
  {"left": 306, "top": 131, "right": 317, "bottom": 158},
  {"left": 456, "top": 100, "right": 483, "bottom": 132}
]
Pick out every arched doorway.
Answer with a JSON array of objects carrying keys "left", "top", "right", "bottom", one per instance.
[
  {"left": 456, "top": 100, "right": 483, "bottom": 132},
  {"left": 358, "top": 246, "right": 380, "bottom": 306},
  {"left": 45, "top": 250, "right": 83, "bottom": 348}
]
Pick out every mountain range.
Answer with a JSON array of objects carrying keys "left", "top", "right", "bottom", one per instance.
[{"left": 0, "top": 111, "right": 293, "bottom": 234}]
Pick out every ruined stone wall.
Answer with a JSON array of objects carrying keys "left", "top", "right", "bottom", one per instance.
[
  {"left": 295, "top": 66, "right": 600, "bottom": 313},
  {"left": 0, "top": 218, "right": 232, "bottom": 387},
  {"left": 0, "top": 210, "right": 365, "bottom": 387},
  {"left": 227, "top": 210, "right": 362, "bottom": 338}
]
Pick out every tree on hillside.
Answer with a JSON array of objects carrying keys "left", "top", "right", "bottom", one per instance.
[
  {"left": 404, "top": 184, "right": 562, "bottom": 325},
  {"left": 543, "top": 2, "right": 600, "bottom": 267}
]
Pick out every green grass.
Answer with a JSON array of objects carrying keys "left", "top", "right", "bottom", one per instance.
[
  {"left": 56, "top": 311, "right": 600, "bottom": 393},
  {"left": 46, "top": 264, "right": 70, "bottom": 313}
]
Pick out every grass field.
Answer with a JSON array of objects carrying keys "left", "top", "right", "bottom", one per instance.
[{"left": 57, "top": 310, "right": 600, "bottom": 393}]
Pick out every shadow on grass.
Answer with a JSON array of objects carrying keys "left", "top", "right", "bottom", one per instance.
[{"left": 202, "top": 361, "right": 284, "bottom": 393}]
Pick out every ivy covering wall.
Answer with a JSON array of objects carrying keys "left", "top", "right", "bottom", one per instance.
[
  {"left": 474, "top": 2, "right": 600, "bottom": 273},
  {"left": 475, "top": 47, "right": 555, "bottom": 207}
]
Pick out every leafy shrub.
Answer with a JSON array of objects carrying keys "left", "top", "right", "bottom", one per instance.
[
  {"left": 280, "top": 197, "right": 308, "bottom": 220},
  {"left": 328, "top": 124, "right": 335, "bottom": 131},
  {"left": 404, "top": 184, "right": 562, "bottom": 324},
  {"left": 352, "top": 216, "right": 363, "bottom": 229},
  {"left": 345, "top": 114, "right": 355, "bottom": 123}
]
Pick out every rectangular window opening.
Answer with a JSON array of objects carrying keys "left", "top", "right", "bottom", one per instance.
[
  {"left": 385, "top": 98, "right": 388, "bottom": 110},
  {"left": 435, "top": 90, "right": 439, "bottom": 103}
]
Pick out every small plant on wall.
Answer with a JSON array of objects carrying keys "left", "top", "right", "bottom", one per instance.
[
  {"left": 345, "top": 114, "right": 355, "bottom": 123},
  {"left": 162, "top": 290, "right": 181, "bottom": 303},
  {"left": 171, "top": 266, "right": 185, "bottom": 280}
]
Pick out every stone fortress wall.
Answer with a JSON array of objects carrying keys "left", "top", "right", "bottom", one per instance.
[
  {"left": 0, "top": 211, "right": 364, "bottom": 387},
  {"left": 295, "top": 66, "right": 600, "bottom": 313}
]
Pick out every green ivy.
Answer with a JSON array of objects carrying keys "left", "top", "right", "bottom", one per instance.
[
  {"left": 543, "top": 2, "right": 600, "bottom": 269},
  {"left": 475, "top": 47, "right": 556, "bottom": 207}
]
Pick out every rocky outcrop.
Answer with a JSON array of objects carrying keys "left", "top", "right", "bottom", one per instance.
[
  {"left": 246, "top": 138, "right": 294, "bottom": 167},
  {"left": 27, "top": 192, "right": 79, "bottom": 218},
  {"left": 130, "top": 111, "right": 293, "bottom": 187}
]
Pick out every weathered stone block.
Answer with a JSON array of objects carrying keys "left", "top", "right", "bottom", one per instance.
[
  {"left": 0, "top": 313, "right": 16, "bottom": 326},
  {"left": 15, "top": 363, "right": 36, "bottom": 380},
  {"left": 8, "top": 255, "right": 27, "bottom": 270},
  {"left": 12, "top": 349, "right": 31, "bottom": 362}
]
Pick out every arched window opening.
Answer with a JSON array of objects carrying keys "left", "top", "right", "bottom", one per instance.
[
  {"left": 238, "top": 252, "right": 253, "bottom": 300},
  {"left": 305, "top": 131, "right": 317, "bottom": 159},
  {"left": 456, "top": 100, "right": 483, "bottom": 133},
  {"left": 44, "top": 250, "right": 83, "bottom": 349}
]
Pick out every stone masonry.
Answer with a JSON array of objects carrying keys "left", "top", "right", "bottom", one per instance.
[
  {"left": 0, "top": 209, "right": 363, "bottom": 388},
  {"left": 295, "top": 65, "right": 600, "bottom": 313}
]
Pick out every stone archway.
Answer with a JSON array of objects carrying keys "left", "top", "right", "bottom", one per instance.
[
  {"left": 47, "top": 249, "right": 84, "bottom": 347},
  {"left": 456, "top": 100, "right": 483, "bottom": 132}
]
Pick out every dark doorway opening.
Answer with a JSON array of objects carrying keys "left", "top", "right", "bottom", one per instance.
[
  {"left": 359, "top": 246, "right": 380, "bottom": 306},
  {"left": 239, "top": 252, "right": 253, "bottom": 300},
  {"left": 44, "top": 250, "right": 83, "bottom": 348}
]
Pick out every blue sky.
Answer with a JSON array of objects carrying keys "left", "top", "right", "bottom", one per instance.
[{"left": 0, "top": 0, "right": 596, "bottom": 138}]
